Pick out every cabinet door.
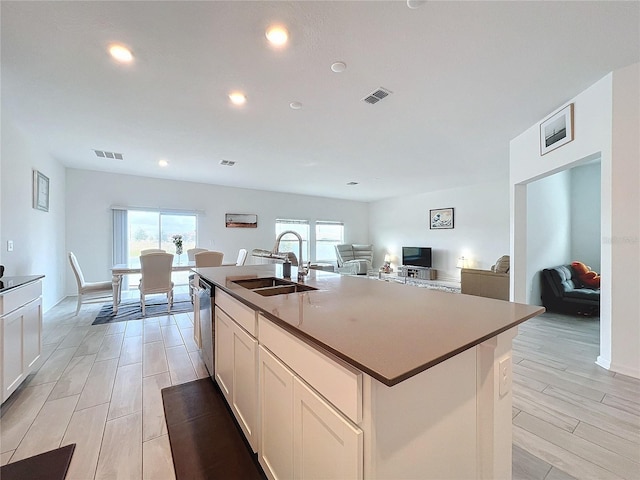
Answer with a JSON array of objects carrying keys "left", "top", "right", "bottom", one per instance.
[
  {"left": 214, "top": 307, "right": 234, "bottom": 399},
  {"left": 22, "top": 298, "right": 42, "bottom": 370},
  {"left": 259, "top": 346, "right": 294, "bottom": 480},
  {"left": 2, "top": 309, "right": 24, "bottom": 402},
  {"left": 232, "top": 324, "right": 258, "bottom": 452},
  {"left": 293, "top": 377, "right": 363, "bottom": 480}
]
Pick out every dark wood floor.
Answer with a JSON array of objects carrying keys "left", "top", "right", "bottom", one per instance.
[{"left": 512, "top": 312, "right": 640, "bottom": 480}]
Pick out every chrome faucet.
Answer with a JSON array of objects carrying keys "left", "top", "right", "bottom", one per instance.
[{"left": 273, "top": 230, "right": 310, "bottom": 281}]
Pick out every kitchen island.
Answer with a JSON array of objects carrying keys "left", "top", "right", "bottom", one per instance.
[{"left": 194, "top": 264, "right": 543, "bottom": 480}]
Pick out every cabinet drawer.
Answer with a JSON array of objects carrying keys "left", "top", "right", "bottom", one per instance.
[
  {"left": 0, "top": 281, "right": 42, "bottom": 316},
  {"left": 258, "top": 314, "right": 362, "bottom": 424},
  {"left": 215, "top": 288, "right": 257, "bottom": 336}
]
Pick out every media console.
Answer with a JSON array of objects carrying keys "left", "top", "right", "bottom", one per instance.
[{"left": 398, "top": 265, "right": 436, "bottom": 280}]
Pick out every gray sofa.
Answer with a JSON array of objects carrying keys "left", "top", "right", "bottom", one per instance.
[{"left": 335, "top": 244, "right": 373, "bottom": 275}]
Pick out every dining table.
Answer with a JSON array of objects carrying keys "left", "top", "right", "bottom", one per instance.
[
  {"left": 110, "top": 261, "right": 195, "bottom": 314},
  {"left": 110, "top": 260, "right": 236, "bottom": 314}
]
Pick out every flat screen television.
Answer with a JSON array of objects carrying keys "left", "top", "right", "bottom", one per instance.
[{"left": 402, "top": 247, "right": 432, "bottom": 268}]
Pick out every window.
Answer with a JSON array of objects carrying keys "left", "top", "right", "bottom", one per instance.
[
  {"left": 275, "top": 219, "right": 309, "bottom": 264},
  {"left": 315, "top": 221, "right": 344, "bottom": 262},
  {"left": 113, "top": 207, "right": 198, "bottom": 288}
]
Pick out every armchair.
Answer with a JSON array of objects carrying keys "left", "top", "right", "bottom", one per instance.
[
  {"left": 461, "top": 255, "right": 510, "bottom": 301},
  {"left": 335, "top": 244, "right": 374, "bottom": 275}
]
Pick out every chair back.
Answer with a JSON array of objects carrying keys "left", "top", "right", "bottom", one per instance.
[
  {"left": 141, "top": 248, "right": 165, "bottom": 255},
  {"left": 195, "top": 251, "right": 224, "bottom": 267},
  {"left": 140, "top": 253, "right": 174, "bottom": 292},
  {"left": 236, "top": 248, "right": 248, "bottom": 266},
  {"left": 187, "top": 248, "right": 208, "bottom": 261},
  {"left": 68, "top": 252, "right": 86, "bottom": 288}
]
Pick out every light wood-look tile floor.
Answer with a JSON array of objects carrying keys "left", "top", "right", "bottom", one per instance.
[
  {"left": 1, "top": 293, "right": 638, "bottom": 479},
  {"left": 512, "top": 312, "right": 640, "bottom": 480},
  {"left": 0, "top": 286, "right": 207, "bottom": 479}
]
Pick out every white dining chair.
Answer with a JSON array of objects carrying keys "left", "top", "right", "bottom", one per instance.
[
  {"left": 139, "top": 252, "right": 174, "bottom": 316},
  {"left": 187, "top": 248, "right": 208, "bottom": 261},
  {"left": 141, "top": 248, "right": 166, "bottom": 255},
  {"left": 236, "top": 248, "right": 248, "bottom": 266},
  {"left": 195, "top": 251, "right": 224, "bottom": 267},
  {"left": 68, "top": 252, "right": 113, "bottom": 316}
]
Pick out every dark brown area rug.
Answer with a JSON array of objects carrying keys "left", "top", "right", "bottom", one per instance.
[
  {"left": 0, "top": 444, "right": 75, "bottom": 480},
  {"left": 162, "top": 378, "right": 266, "bottom": 480}
]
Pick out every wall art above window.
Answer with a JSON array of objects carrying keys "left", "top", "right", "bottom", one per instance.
[{"left": 225, "top": 213, "right": 257, "bottom": 228}]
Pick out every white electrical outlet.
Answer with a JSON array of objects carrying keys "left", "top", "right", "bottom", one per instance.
[
  {"left": 7, "top": 240, "right": 14, "bottom": 252},
  {"left": 499, "top": 356, "right": 512, "bottom": 397}
]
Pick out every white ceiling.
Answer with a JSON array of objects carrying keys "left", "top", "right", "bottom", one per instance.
[{"left": 2, "top": 1, "right": 638, "bottom": 202}]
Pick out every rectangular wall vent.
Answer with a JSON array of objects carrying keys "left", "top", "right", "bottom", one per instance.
[
  {"left": 362, "top": 87, "right": 393, "bottom": 105},
  {"left": 220, "top": 160, "right": 236, "bottom": 166},
  {"left": 94, "top": 150, "right": 123, "bottom": 160}
]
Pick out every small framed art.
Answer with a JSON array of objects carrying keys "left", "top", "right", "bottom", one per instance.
[
  {"left": 33, "top": 170, "right": 50, "bottom": 212},
  {"left": 540, "top": 103, "right": 574, "bottom": 155},
  {"left": 430, "top": 207, "right": 454, "bottom": 229}
]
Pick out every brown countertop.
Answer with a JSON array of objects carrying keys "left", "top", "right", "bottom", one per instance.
[{"left": 195, "top": 264, "right": 544, "bottom": 386}]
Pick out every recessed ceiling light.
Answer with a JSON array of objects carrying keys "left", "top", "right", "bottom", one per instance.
[
  {"left": 290, "top": 101, "right": 302, "bottom": 110},
  {"left": 158, "top": 159, "right": 168, "bottom": 167},
  {"left": 331, "top": 61, "right": 347, "bottom": 73},
  {"left": 266, "top": 25, "right": 288, "bottom": 46},
  {"left": 109, "top": 44, "right": 134, "bottom": 63},
  {"left": 229, "top": 92, "right": 247, "bottom": 105}
]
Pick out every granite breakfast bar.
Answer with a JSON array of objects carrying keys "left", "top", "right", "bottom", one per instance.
[{"left": 194, "top": 264, "right": 544, "bottom": 480}]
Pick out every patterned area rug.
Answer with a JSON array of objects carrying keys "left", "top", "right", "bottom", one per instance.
[{"left": 92, "top": 293, "right": 193, "bottom": 324}]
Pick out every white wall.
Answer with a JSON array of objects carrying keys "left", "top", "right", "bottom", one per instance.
[
  {"left": 571, "top": 162, "right": 601, "bottom": 272},
  {"left": 526, "top": 170, "right": 572, "bottom": 305},
  {"left": 510, "top": 63, "right": 640, "bottom": 379},
  {"left": 0, "top": 120, "right": 67, "bottom": 311},
  {"left": 369, "top": 181, "right": 509, "bottom": 281},
  {"left": 65, "top": 168, "right": 369, "bottom": 295}
]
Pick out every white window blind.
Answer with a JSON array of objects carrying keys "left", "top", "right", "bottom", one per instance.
[{"left": 315, "top": 221, "right": 344, "bottom": 263}]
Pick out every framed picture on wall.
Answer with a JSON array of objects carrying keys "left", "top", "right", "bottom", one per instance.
[
  {"left": 33, "top": 170, "right": 50, "bottom": 212},
  {"left": 225, "top": 213, "right": 257, "bottom": 228},
  {"left": 540, "top": 103, "right": 574, "bottom": 155},
  {"left": 430, "top": 208, "right": 454, "bottom": 229}
]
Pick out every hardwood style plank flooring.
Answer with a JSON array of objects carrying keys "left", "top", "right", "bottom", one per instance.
[{"left": 1, "top": 288, "right": 638, "bottom": 479}]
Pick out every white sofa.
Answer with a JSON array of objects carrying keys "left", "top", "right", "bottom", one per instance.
[{"left": 335, "top": 244, "right": 374, "bottom": 275}]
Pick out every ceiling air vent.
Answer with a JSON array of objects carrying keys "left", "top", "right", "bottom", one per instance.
[
  {"left": 94, "top": 150, "right": 123, "bottom": 160},
  {"left": 362, "top": 87, "right": 393, "bottom": 105},
  {"left": 219, "top": 160, "right": 236, "bottom": 166}
]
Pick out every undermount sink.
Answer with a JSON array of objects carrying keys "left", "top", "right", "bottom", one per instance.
[{"left": 231, "top": 277, "right": 318, "bottom": 296}]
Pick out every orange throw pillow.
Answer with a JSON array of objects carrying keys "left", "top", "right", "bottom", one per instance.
[{"left": 571, "top": 261, "right": 601, "bottom": 288}]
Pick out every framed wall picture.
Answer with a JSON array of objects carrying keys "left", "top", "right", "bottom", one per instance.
[
  {"left": 540, "top": 103, "right": 574, "bottom": 155},
  {"left": 430, "top": 207, "right": 454, "bottom": 229},
  {"left": 225, "top": 213, "right": 257, "bottom": 228},
  {"left": 33, "top": 170, "right": 50, "bottom": 212}
]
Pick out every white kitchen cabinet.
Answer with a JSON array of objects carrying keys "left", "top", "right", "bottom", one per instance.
[
  {"left": 259, "top": 345, "right": 294, "bottom": 480},
  {"left": 214, "top": 305, "right": 258, "bottom": 452},
  {"left": 293, "top": 376, "right": 363, "bottom": 480},
  {"left": 1, "top": 279, "right": 43, "bottom": 403},
  {"left": 258, "top": 344, "right": 363, "bottom": 480}
]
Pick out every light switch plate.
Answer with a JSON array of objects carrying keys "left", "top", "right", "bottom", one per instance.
[
  {"left": 499, "top": 356, "right": 512, "bottom": 397},
  {"left": 7, "top": 240, "right": 14, "bottom": 252}
]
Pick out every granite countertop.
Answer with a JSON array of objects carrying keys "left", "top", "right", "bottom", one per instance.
[
  {"left": 0, "top": 275, "right": 45, "bottom": 295},
  {"left": 195, "top": 264, "right": 544, "bottom": 386}
]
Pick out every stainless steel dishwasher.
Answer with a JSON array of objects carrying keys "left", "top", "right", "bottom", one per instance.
[{"left": 197, "top": 277, "right": 214, "bottom": 376}]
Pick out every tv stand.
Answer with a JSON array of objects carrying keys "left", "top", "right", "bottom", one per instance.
[{"left": 399, "top": 265, "right": 436, "bottom": 280}]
